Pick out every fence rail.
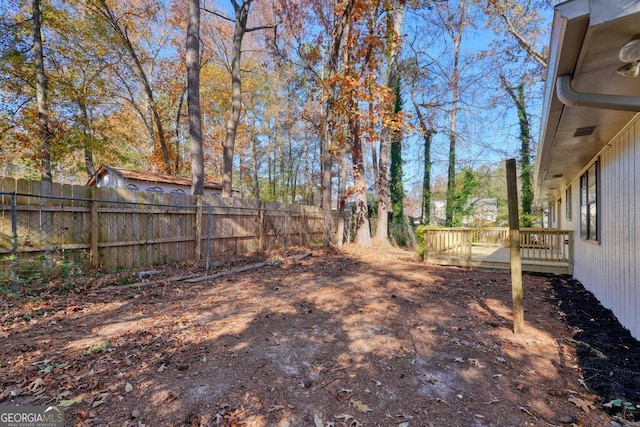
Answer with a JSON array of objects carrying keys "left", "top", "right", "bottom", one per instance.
[{"left": 0, "top": 178, "right": 323, "bottom": 275}]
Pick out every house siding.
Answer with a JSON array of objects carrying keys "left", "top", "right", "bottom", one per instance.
[{"left": 566, "top": 115, "right": 640, "bottom": 339}]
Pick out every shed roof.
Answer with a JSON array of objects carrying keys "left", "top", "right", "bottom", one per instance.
[{"left": 87, "top": 165, "right": 227, "bottom": 192}]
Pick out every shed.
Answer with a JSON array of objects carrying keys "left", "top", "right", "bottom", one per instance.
[{"left": 87, "top": 165, "right": 239, "bottom": 197}]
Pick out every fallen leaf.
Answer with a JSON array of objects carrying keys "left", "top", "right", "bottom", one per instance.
[
  {"left": 334, "top": 414, "right": 361, "bottom": 427},
  {"left": 268, "top": 405, "right": 285, "bottom": 413},
  {"left": 92, "top": 393, "right": 109, "bottom": 408},
  {"left": 349, "top": 399, "right": 373, "bottom": 413},
  {"left": 59, "top": 396, "right": 83, "bottom": 407},
  {"left": 125, "top": 383, "right": 133, "bottom": 393},
  {"left": 568, "top": 396, "right": 596, "bottom": 413},
  {"left": 314, "top": 414, "right": 324, "bottom": 427},
  {"left": 157, "top": 364, "right": 166, "bottom": 373},
  {"left": 336, "top": 389, "right": 353, "bottom": 401},
  {"left": 454, "top": 357, "right": 465, "bottom": 363}
]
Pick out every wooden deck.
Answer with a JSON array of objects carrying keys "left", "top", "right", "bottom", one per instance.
[{"left": 423, "top": 228, "right": 573, "bottom": 275}]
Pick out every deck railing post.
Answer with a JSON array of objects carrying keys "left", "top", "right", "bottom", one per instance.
[
  {"left": 466, "top": 229, "right": 472, "bottom": 267},
  {"left": 506, "top": 159, "right": 524, "bottom": 334},
  {"left": 568, "top": 231, "right": 574, "bottom": 275}
]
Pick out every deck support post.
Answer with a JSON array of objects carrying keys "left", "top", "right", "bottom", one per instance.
[{"left": 506, "top": 159, "right": 525, "bottom": 334}]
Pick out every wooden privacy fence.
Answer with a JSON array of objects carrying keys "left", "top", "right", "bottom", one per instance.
[{"left": 0, "top": 178, "right": 323, "bottom": 273}]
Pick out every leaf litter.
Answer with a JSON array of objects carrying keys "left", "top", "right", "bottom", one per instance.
[{"left": 0, "top": 245, "right": 638, "bottom": 425}]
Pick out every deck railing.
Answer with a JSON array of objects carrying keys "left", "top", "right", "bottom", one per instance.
[
  {"left": 519, "top": 228, "right": 573, "bottom": 263},
  {"left": 424, "top": 227, "right": 573, "bottom": 269}
]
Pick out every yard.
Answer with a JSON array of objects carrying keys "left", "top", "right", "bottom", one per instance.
[{"left": 1, "top": 245, "right": 638, "bottom": 426}]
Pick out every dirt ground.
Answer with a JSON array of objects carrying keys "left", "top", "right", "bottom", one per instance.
[{"left": 1, "top": 244, "right": 639, "bottom": 426}]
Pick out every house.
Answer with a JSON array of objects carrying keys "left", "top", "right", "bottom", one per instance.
[
  {"left": 87, "top": 165, "right": 239, "bottom": 197},
  {"left": 427, "top": 198, "right": 498, "bottom": 226},
  {"left": 461, "top": 198, "right": 498, "bottom": 227},
  {"left": 429, "top": 200, "right": 447, "bottom": 226},
  {"left": 535, "top": 0, "right": 640, "bottom": 338}
]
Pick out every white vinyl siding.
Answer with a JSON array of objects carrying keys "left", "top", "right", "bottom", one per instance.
[{"left": 571, "top": 115, "right": 640, "bottom": 339}]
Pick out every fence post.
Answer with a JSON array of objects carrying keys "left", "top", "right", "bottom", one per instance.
[
  {"left": 299, "top": 206, "right": 304, "bottom": 246},
  {"left": 257, "top": 201, "right": 265, "bottom": 254},
  {"left": 205, "top": 204, "right": 212, "bottom": 270},
  {"left": 195, "top": 195, "right": 202, "bottom": 261},
  {"left": 10, "top": 192, "right": 18, "bottom": 293},
  {"left": 11, "top": 192, "right": 17, "bottom": 255},
  {"left": 506, "top": 158, "right": 524, "bottom": 334},
  {"left": 89, "top": 186, "right": 100, "bottom": 268},
  {"left": 284, "top": 209, "right": 289, "bottom": 252}
]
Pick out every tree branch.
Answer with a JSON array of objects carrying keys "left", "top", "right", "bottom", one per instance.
[
  {"left": 246, "top": 23, "right": 279, "bottom": 33},
  {"left": 201, "top": 7, "right": 233, "bottom": 23},
  {"left": 498, "top": 11, "right": 547, "bottom": 69}
]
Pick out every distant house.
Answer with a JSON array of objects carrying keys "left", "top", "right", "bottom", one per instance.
[
  {"left": 535, "top": 0, "right": 640, "bottom": 338},
  {"left": 429, "top": 200, "right": 447, "bottom": 226},
  {"left": 428, "top": 198, "right": 498, "bottom": 226},
  {"left": 461, "top": 198, "right": 498, "bottom": 227},
  {"left": 87, "top": 165, "right": 239, "bottom": 197}
]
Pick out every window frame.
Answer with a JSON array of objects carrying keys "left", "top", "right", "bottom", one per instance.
[
  {"left": 580, "top": 160, "right": 598, "bottom": 241},
  {"left": 565, "top": 185, "right": 572, "bottom": 221}
]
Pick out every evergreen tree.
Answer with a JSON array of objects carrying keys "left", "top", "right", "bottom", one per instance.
[{"left": 390, "top": 84, "right": 404, "bottom": 225}]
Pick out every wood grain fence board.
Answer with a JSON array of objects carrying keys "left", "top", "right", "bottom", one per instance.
[
  {"left": 0, "top": 178, "right": 14, "bottom": 252},
  {"left": 130, "top": 190, "right": 141, "bottom": 267},
  {"left": 0, "top": 178, "right": 324, "bottom": 272},
  {"left": 117, "top": 188, "right": 132, "bottom": 269}
]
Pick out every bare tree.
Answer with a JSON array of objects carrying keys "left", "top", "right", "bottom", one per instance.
[
  {"left": 88, "top": 0, "right": 173, "bottom": 174},
  {"left": 187, "top": 0, "right": 204, "bottom": 195},
  {"left": 204, "top": 0, "right": 277, "bottom": 197},
  {"left": 32, "top": 0, "right": 52, "bottom": 182}
]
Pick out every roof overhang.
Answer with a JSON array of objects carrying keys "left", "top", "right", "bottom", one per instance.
[{"left": 534, "top": 0, "right": 640, "bottom": 204}]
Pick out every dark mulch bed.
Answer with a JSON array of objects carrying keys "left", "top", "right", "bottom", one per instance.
[{"left": 552, "top": 276, "right": 640, "bottom": 422}]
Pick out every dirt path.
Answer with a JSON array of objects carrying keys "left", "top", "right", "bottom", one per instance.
[{"left": 1, "top": 245, "right": 636, "bottom": 426}]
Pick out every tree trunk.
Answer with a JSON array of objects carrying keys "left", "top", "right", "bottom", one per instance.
[
  {"left": 78, "top": 101, "right": 96, "bottom": 177},
  {"left": 32, "top": 0, "right": 52, "bottom": 183},
  {"left": 501, "top": 76, "right": 533, "bottom": 225},
  {"left": 175, "top": 90, "right": 186, "bottom": 173},
  {"left": 390, "top": 85, "right": 404, "bottom": 225},
  {"left": 377, "top": 0, "right": 405, "bottom": 244},
  {"left": 336, "top": 144, "right": 350, "bottom": 247},
  {"left": 351, "top": 116, "right": 371, "bottom": 247},
  {"left": 187, "top": 0, "right": 204, "bottom": 195},
  {"left": 320, "top": 0, "right": 357, "bottom": 247},
  {"left": 445, "top": 24, "right": 462, "bottom": 227},
  {"left": 221, "top": 3, "right": 249, "bottom": 197},
  {"left": 413, "top": 100, "right": 433, "bottom": 225},
  {"left": 251, "top": 136, "right": 261, "bottom": 199}
]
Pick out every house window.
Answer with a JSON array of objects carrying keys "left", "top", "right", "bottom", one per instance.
[
  {"left": 146, "top": 186, "right": 164, "bottom": 193},
  {"left": 565, "top": 185, "right": 572, "bottom": 220},
  {"left": 126, "top": 184, "right": 139, "bottom": 191},
  {"left": 580, "top": 161, "right": 598, "bottom": 241},
  {"left": 170, "top": 189, "right": 186, "bottom": 194}
]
